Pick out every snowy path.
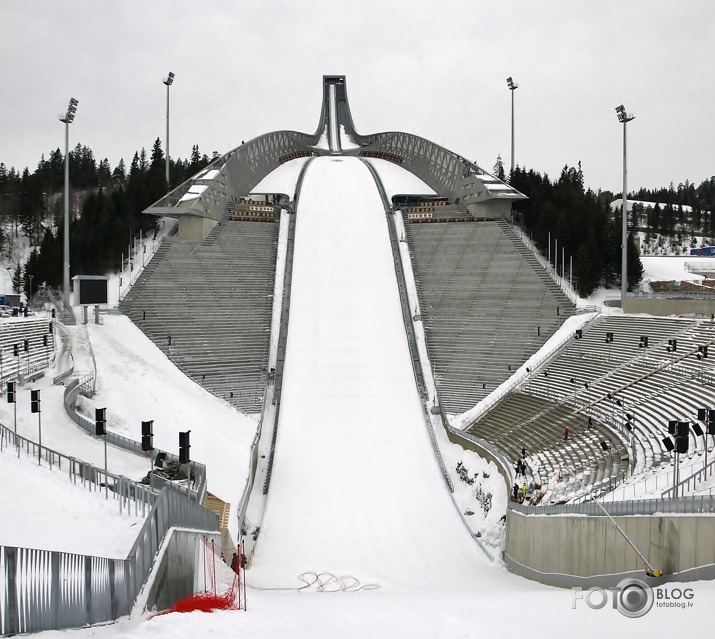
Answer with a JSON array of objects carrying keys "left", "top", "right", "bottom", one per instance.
[{"left": 249, "top": 157, "right": 492, "bottom": 591}]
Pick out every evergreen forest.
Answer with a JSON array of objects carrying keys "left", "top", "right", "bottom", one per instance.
[
  {"left": 0, "top": 140, "right": 213, "bottom": 299},
  {"left": 0, "top": 143, "right": 713, "bottom": 302}
]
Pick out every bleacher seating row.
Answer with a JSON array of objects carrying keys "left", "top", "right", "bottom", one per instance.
[
  {"left": 404, "top": 217, "right": 575, "bottom": 414},
  {"left": 470, "top": 313, "right": 715, "bottom": 500},
  {"left": 359, "top": 150, "right": 404, "bottom": 164},
  {"left": 0, "top": 317, "right": 55, "bottom": 385},
  {"left": 119, "top": 216, "right": 279, "bottom": 414},
  {"left": 229, "top": 211, "right": 276, "bottom": 221},
  {"left": 407, "top": 216, "right": 476, "bottom": 224},
  {"left": 278, "top": 150, "right": 313, "bottom": 164},
  {"left": 237, "top": 198, "right": 274, "bottom": 206},
  {"left": 467, "top": 392, "right": 630, "bottom": 502}
]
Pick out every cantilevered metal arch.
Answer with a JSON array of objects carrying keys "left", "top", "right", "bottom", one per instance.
[{"left": 143, "top": 75, "right": 525, "bottom": 224}]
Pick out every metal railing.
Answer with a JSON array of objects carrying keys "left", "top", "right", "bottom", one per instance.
[
  {"left": 593, "top": 469, "right": 674, "bottom": 502},
  {"left": 0, "top": 488, "right": 218, "bottom": 635},
  {"left": 367, "top": 158, "right": 453, "bottom": 491},
  {"left": 62, "top": 378, "right": 207, "bottom": 503},
  {"left": 456, "top": 310, "right": 600, "bottom": 430},
  {"left": 662, "top": 455, "right": 715, "bottom": 499},
  {"left": 447, "top": 425, "right": 515, "bottom": 488},
  {"left": 118, "top": 232, "right": 172, "bottom": 304},
  {"left": 510, "top": 494, "right": 715, "bottom": 517},
  {"left": 0, "top": 422, "right": 156, "bottom": 518},
  {"left": 510, "top": 223, "right": 579, "bottom": 305}
]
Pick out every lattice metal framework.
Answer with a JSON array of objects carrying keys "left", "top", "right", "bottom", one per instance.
[{"left": 142, "top": 75, "right": 525, "bottom": 222}]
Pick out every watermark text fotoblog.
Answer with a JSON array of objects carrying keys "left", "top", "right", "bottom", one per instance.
[{"left": 572, "top": 578, "right": 695, "bottom": 618}]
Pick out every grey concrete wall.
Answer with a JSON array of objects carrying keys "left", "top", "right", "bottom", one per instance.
[
  {"left": 144, "top": 530, "right": 220, "bottom": 613},
  {"left": 624, "top": 296, "right": 715, "bottom": 316},
  {"left": 466, "top": 199, "right": 512, "bottom": 221},
  {"left": 178, "top": 215, "right": 217, "bottom": 241},
  {"left": 505, "top": 509, "right": 715, "bottom": 586},
  {"left": 446, "top": 428, "right": 512, "bottom": 495}
]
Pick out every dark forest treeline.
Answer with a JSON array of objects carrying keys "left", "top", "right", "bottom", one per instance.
[
  {"left": 2, "top": 140, "right": 713, "bottom": 301},
  {"left": 510, "top": 167, "right": 713, "bottom": 295},
  {"left": 509, "top": 164, "right": 643, "bottom": 297},
  {"left": 0, "top": 139, "right": 213, "bottom": 297},
  {"left": 631, "top": 178, "right": 715, "bottom": 212}
]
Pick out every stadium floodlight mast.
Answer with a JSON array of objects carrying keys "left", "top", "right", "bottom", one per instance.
[
  {"left": 163, "top": 71, "right": 175, "bottom": 191},
  {"left": 59, "top": 98, "right": 78, "bottom": 306},
  {"left": 615, "top": 104, "right": 635, "bottom": 309},
  {"left": 506, "top": 77, "right": 519, "bottom": 177}
]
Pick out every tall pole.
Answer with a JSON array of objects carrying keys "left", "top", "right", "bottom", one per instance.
[
  {"left": 163, "top": 72, "right": 175, "bottom": 191},
  {"left": 507, "top": 77, "right": 519, "bottom": 178},
  {"left": 104, "top": 434, "right": 108, "bottom": 499},
  {"left": 63, "top": 120, "right": 70, "bottom": 304},
  {"left": 165, "top": 81, "right": 170, "bottom": 187},
  {"left": 621, "top": 119, "right": 628, "bottom": 305},
  {"left": 59, "top": 98, "right": 78, "bottom": 306},
  {"left": 510, "top": 87, "right": 515, "bottom": 175},
  {"left": 616, "top": 105, "right": 635, "bottom": 309}
]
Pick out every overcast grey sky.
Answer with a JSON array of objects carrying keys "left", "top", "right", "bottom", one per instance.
[{"left": 1, "top": 0, "right": 713, "bottom": 193}]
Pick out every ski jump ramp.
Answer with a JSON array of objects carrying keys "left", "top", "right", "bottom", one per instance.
[{"left": 249, "top": 157, "right": 490, "bottom": 591}]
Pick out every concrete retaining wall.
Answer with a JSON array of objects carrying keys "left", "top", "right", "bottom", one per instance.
[
  {"left": 624, "top": 296, "right": 715, "bottom": 316},
  {"left": 505, "top": 508, "right": 715, "bottom": 587},
  {"left": 446, "top": 427, "right": 512, "bottom": 495},
  {"left": 178, "top": 215, "right": 217, "bottom": 241},
  {"left": 465, "top": 199, "right": 512, "bottom": 221},
  {"left": 144, "top": 529, "right": 220, "bottom": 613}
]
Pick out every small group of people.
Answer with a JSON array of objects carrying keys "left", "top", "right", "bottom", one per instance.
[
  {"left": 512, "top": 480, "right": 543, "bottom": 505},
  {"left": 514, "top": 446, "right": 528, "bottom": 477}
]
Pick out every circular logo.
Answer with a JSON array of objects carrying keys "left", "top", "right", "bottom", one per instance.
[{"left": 616, "top": 577, "right": 654, "bottom": 618}]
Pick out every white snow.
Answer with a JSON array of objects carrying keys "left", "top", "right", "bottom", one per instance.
[
  {"left": 640, "top": 256, "right": 704, "bottom": 284},
  {"left": 339, "top": 125, "right": 361, "bottom": 150},
  {"left": 197, "top": 169, "right": 220, "bottom": 180},
  {"left": 313, "top": 127, "right": 330, "bottom": 150},
  {"left": 0, "top": 441, "right": 144, "bottom": 557},
  {"left": 612, "top": 199, "right": 694, "bottom": 214},
  {"left": 2, "top": 162, "right": 714, "bottom": 637},
  {"left": 366, "top": 158, "right": 436, "bottom": 199},
  {"left": 250, "top": 157, "right": 311, "bottom": 195},
  {"left": 250, "top": 157, "right": 491, "bottom": 591}
]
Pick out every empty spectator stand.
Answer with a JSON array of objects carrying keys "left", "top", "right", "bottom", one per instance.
[
  {"left": 0, "top": 317, "right": 56, "bottom": 385},
  {"left": 119, "top": 215, "right": 279, "bottom": 414},
  {"left": 478, "top": 314, "right": 715, "bottom": 499},
  {"left": 403, "top": 217, "right": 575, "bottom": 413}
]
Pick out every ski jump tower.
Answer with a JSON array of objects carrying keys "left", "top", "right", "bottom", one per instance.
[{"left": 143, "top": 75, "right": 526, "bottom": 240}]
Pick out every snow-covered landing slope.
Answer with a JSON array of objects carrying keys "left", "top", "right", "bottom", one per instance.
[{"left": 249, "top": 157, "right": 491, "bottom": 591}]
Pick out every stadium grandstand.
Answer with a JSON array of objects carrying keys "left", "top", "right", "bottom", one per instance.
[{"left": 3, "top": 76, "right": 715, "bottom": 634}]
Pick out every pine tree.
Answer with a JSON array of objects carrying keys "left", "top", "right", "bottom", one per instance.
[
  {"left": 113, "top": 158, "right": 127, "bottom": 183},
  {"left": 12, "top": 263, "right": 22, "bottom": 293},
  {"left": 493, "top": 155, "right": 506, "bottom": 181},
  {"left": 627, "top": 232, "right": 644, "bottom": 291},
  {"left": 573, "top": 233, "right": 601, "bottom": 296},
  {"left": 150, "top": 138, "right": 164, "bottom": 171}
]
